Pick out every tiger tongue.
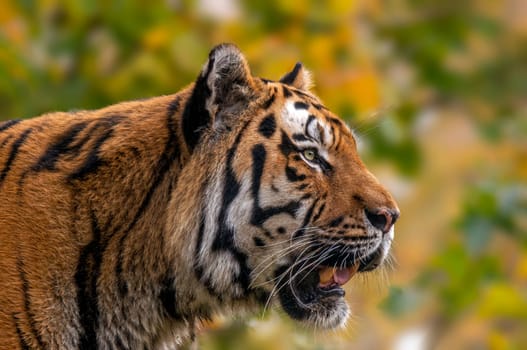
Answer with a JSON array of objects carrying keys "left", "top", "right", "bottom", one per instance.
[{"left": 334, "top": 268, "right": 352, "bottom": 285}]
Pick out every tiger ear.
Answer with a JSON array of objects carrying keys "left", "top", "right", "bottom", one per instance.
[
  {"left": 204, "top": 43, "right": 255, "bottom": 112},
  {"left": 182, "top": 43, "right": 256, "bottom": 150},
  {"left": 279, "top": 62, "right": 313, "bottom": 91}
]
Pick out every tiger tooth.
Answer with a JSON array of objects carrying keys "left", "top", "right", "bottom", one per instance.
[
  {"left": 318, "top": 263, "right": 360, "bottom": 288},
  {"left": 318, "top": 267, "right": 335, "bottom": 286}
]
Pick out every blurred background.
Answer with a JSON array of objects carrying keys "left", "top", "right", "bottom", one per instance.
[{"left": 1, "top": 0, "right": 526, "bottom": 349}]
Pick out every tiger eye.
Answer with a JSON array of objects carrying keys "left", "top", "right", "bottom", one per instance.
[{"left": 303, "top": 149, "right": 316, "bottom": 161}]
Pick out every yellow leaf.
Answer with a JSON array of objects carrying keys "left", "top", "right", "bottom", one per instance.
[
  {"left": 478, "top": 283, "right": 527, "bottom": 319},
  {"left": 345, "top": 67, "right": 381, "bottom": 116},
  {"left": 489, "top": 330, "right": 510, "bottom": 350},
  {"left": 142, "top": 25, "right": 172, "bottom": 50},
  {"left": 515, "top": 254, "right": 527, "bottom": 282}
]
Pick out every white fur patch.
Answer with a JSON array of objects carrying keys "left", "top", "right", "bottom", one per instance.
[
  {"left": 282, "top": 101, "right": 310, "bottom": 130},
  {"left": 198, "top": 170, "right": 247, "bottom": 297},
  {"left": 281, "top": 101, "right": 334, "bottom": 158}
]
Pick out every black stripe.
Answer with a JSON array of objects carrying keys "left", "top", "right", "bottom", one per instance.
[
  {"left": 12, "top": 314, "right": 31, "bottom": 350},
  {"left": 75, "top": 209, "right": 104, "bottom": 350},
  {"left": 68, "top": 122, "right": 111, "bottom": 158},
  {"left": 250, "top": 144, "right": 267, "bottom": 212},
  {"left": 316, "top": 123, "right": 325, "bottom": 144},
  {"left": 0, "top": 128, "right": 32, "bottom": 186},
  {"left": 300, "top": 193, "right": 311, "bottom": 200},
  {"left": 0, "top": 119, "right": 21, "bottom": 133},
  {"left": 68, "top": 117, "right": 122, "bottom": 181},
  {"left": 312, "top": 202, "right": 326, "bottom": 223},
  {"left": 294, "top": 101, "right": 309, "bottom": 110},
  {"left": 328, "top": 123, "right": 336, "bottom": 148},
  {"left": 317, "top": 156, "right": 333, "bottom": 173},
  {"left": 167, "top": 96, "right": 181, "bottom": 117},
  {"left": 17, "top": 255, "right": 46, "bottom": 349},
  {"left": 313, "top": 103, "right": 328, "bottom": 111},
  {"left": 231, "top": 249, "right": 251, "bottom": 296},
  {"left": 282, "top": 85, "right": 292, "bottom": 98},
  {"left": 160, "top": 275, "right": 182, "bottom": 320},
  {"left": 329, "top": 216, "right": 344, "bottom": 227},
  {"left": 193, "top": 208, "right": 207, "bottom": 281},
  {"left": 0, "top": 134, "right": 14, "bottom": 150},
  {"left": 279, "top": 130, "right": 300, "bottom": 157},
  {"left": 115, "top": 98, "right": 182, "bottom": 296},
  {"left": 181, "top": 58, "right": 214, "bottom": 151},
  {"left": 302, "top": 197, "right": 319, "bottom": 227},
  {"left": 195, "top": 266, "right": 223, "bottom": 301},
  {"left": 279, "top": 62, "right": 302, "bottom": 86},
  {"left": 292, "top": 133, "right": 309, "bottom": 142},
  {"left": 334, "top": 139, "right": 340, "bottom": 152},
  {"left": 328, "top": 116, "right": 344, "bottom": 126},
  {"left": 250, "top": 144, "right": 300, "bottom": 227},
  {"left": 293, "top": 198, "right": 320, "bottom": 240},
  {"left": 257, "top": 113, "right": 276, "bottom": 138},
  {"left": 291, "top": 88, "right": 311, "bottom": 99},
  {"left": 285, "top": 165, "right": 306, "bottom": 182},
  {"left": 262, "top": 93, "right": 276, "bottom": 110},
  {"left": 32, "top": 122, "right": 89, "bottom": 172}
]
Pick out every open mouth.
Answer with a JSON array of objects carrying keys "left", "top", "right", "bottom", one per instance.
[
  {"left": 317, "top": 263, "right": 360, "bottom": 297},
  {"left": 315, "top": 246, "right": 386, "bottom": 297},
  {"left": 274, "top": 244, "right": 387, "bottom": 328}
]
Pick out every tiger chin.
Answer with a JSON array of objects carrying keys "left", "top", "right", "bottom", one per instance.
[{"left": 0, "top": 43, "right": 399, "bottom": 349}]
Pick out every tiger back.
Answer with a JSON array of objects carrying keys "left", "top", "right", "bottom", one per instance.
[{"left": 0, "top": 44, "right": 399, "bottom": 349}]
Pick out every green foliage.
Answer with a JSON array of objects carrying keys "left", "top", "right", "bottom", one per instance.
[
  {"left": 380, "top": 286, "right": 422, "bottom": 318},
  {"left": 419, "top": 245, "right": 503, "bottom": 318},
  {"left": 362, "top": 109, "right": 422, "bottom": 176},
  {"left": 459, "top": 184, "right": 527, "bottom": 249}
]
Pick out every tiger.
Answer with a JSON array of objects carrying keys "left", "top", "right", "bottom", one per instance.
[{"left": 0, "top": 43, "right": 399, "bottom": 349}]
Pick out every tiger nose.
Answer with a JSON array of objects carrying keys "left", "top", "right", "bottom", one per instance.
[{"left": 365, "top": 208, "right": 400, "bottom": 234}]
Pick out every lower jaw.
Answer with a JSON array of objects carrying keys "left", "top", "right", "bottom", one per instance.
[
  {"left": 272, "top": 247, "right": 387, "bottom": 328},
  {"left": 277, "top": 284, "right": 350, "bottom": 329}
]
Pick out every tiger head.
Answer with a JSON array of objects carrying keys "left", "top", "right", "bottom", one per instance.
[{"left": 170, "top": 44, "right": 399, "bottom": 329}]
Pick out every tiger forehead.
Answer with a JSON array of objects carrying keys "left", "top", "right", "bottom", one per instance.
[{"left": 279, "top": 98, "right": 348, "bottom": 148}]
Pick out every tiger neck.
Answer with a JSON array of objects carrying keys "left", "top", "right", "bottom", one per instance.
[{"left": 164, "top": 145, "right": 265, "bottom": 322}]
